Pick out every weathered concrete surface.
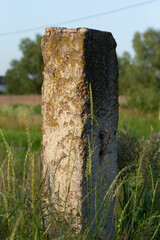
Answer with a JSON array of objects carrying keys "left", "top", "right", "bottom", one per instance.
[{"left": 41, "top": 27, "right": 119, "bottom": 237}]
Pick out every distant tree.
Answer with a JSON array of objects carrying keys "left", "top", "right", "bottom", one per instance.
[
  {"left": 5, "top": 35, "right": 43, "bottom": 94},
  {"left": 119, "top": 28, "right": 160, "bottom": 112},
  {"left": 118, "top": 52, "right": 132, "bottom": 95}
]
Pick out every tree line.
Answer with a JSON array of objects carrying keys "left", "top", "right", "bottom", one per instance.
[
  {"left": 5, "top": 35, "right": 43, "bottom": 94},
  {"left": 5, "top": 28, "right": 160, "bottom": 112},
  {"left": 118, "top": 28, "right": 160, "bottom": 112}
]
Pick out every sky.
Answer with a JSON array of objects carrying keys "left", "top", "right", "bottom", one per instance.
[{"left": 0, "top": 0, "right": 160, "bottom": 75}]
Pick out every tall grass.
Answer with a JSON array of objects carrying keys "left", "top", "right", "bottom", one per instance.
[
  {"left": 0, "top": 96, "right": 159, "bottom": 239},
  {"left": 1, "top": 126, "right": 159, "bottom": 239},
  {"left": 0, "top": 125, "right": 117, "bottom": 239},
  {"left": 0, "top": 124, "right": 49, "bottom": 239},
  {"left": 116, "top": 128, "right": 160, "bottom": 240},
  {"left": 115, "top": 159, "right": 160, "bottom": 239}
]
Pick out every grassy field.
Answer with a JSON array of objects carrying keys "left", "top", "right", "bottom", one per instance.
[
  {"left": 119, "top": 107, "right": 159, "bottom": 139},
  {"left": 0, "top": 103, "right": 42, "bottom": 181},
  {"left": 0, "top": 98, "right": 159, "bottom": 178},
  {"left": 0, "top": 96, "right": 159, "bottom": 239},
  {"left": 0, "top": 100, "right": 159, "bottom": 148},
  {"left": 0, "top": 104, "right": 41, "bottom": 147},
  {"left": 0, "top": 99, "right": 159, "bottom": 174}
]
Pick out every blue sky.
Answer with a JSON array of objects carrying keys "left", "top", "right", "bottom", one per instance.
[{"left": 0, "top": 0, "right": 160, "bottom": 75}]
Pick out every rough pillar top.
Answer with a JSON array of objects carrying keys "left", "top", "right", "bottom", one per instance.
[
  {"left": 45, "top": 27, "right": 88, "bottom": 34},
  {"left": 44, "top": 27, "right": 116, "bottom": 45}
]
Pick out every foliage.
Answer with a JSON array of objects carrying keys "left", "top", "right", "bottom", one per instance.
[
  {"left": 116, "top": 126, "right": 160, "bottom": 240},
  {"left": 0, "top": 87, "right": 159, "bottom": 238},
  {"left": 140, "top": 129, "right": 160, "bottom": 186},
  {"left": 117, "top": 125, "right": 141, "bottom": 171},
  {"left": 117, "top": 126, "right": 160, "bottom": 174},
  {"left": 115, "top": 159, "right": 160, "bottom": 240},
  {"left": 118, "top": 28, "right": 160, "bottom": 112},
  {"left": 0, "top": 118, "right": 117, "bottom": 239},
  {"left": 5, "top": 35, "right": 43, "bottom": 94},
  {"left": 0, "top": 126, "right": 160, "bottom": 239}
]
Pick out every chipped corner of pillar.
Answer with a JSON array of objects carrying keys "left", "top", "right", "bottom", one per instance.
[{"left": 41, "top": 27, "right": 119, "bottom": 234}]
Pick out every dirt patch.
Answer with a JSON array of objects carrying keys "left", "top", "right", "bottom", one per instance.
[{"left": 0, "top": 95, "right": 41, "bottom": 106}]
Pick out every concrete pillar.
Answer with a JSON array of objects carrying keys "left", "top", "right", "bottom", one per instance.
[{"left": 41, "top": 27, "right": 119, "bottom": 238}]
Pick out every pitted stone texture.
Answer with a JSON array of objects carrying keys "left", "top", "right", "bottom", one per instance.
[{"left": 41, "top": 27, "right": 118, "bottom": 237}]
